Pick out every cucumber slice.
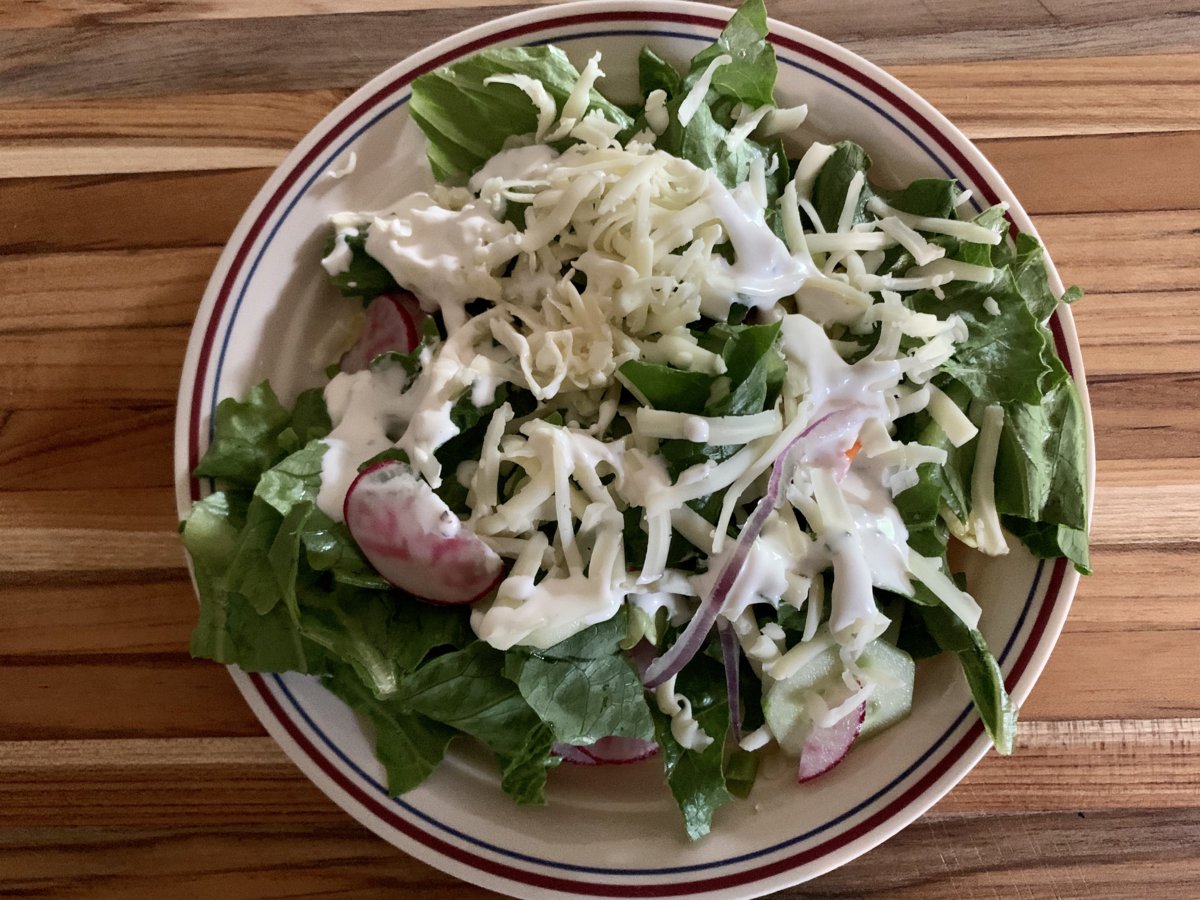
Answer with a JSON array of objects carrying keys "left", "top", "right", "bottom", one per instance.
[
  {"left": 857, "top": 640, "right": 916, "bottom": 741},
  {"left": 764, "top": 635, "right": 916, "bottom": 755},
  {"left": 763, "top": 643, "right": 843, "bottom": 756}
]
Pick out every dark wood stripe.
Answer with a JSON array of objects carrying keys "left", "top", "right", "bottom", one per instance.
[
  {"left": 0, "top": 660, "right": 264, "bottom": 740},
  {"left": 2, "top": 6, "right": 1200, "bottom": 103},
  {"left": 0, "top": 576, "right": 194, "bottom": 657},
  {"left": 0, "top": 168, "right": 268, "bottom": 254},
  {"left": 0, "top": 809, "right": 1195, "bottom": 897}
]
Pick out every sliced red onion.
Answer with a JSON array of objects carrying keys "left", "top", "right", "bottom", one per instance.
[
  {"left": 716, "top": 618, "right": 742, "bottom": 741},
  {"left": 627, "top": 638, "right": 657, "bottom": 678},
  {"left": 643, "top": 410, "right": 850, "bottom": 689},
  {"left": 552, "top": 736, "right": 660, "bottom": 766}
]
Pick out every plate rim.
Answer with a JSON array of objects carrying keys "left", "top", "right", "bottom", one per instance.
[{"left": 173, "top": 2, "right": 1092, "bottom": 896}]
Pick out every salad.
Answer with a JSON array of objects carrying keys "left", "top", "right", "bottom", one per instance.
[{"left": 181, "top": 0, "right": 1090, "bottom": 841}]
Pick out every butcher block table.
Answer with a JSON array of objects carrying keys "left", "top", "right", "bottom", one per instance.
[{"left": 1, "top": 0, "right": 1198, "bottom": 896}]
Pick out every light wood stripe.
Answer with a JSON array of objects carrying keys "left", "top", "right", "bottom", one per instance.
[
  {"left": 1024, "top": 629, "right": 1200, "bottom": 720},
  {"left": 1037, "top": 208, "right": 1200, "bottom": 295},
  {"left": 1074, "top": 292, "right": 1200, "bottom": 378},
  {"left": 0, "top": 717, "right": 1194, "bottom": 825},
  {"left": 892, "top": 52, "right": 1200, "bottom": 138},
  {"left": 1068, "top": 549, "right": 1200, "bottom": 633},
  {"left": 0, "top": 89, "right": 347, "bottom": 178},
  {"left": 0, "top": 529, "right": 184, "bottom": 574},
  {"left": 978, "top": 131, "right": 1200, "bottom": 215},
  {"left": 0, "top": 0, "right": 550, "bottom": 30},
  {"left": 0, "top": 143, "right": 290, "bottom": 179}
]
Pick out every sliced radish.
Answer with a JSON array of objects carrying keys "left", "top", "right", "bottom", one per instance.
[
  {"left": 343, "top": 460, "right": 503, "bottom": 604},
  {"left": 797, "top": 702, "right": 865, "bottom": 783},
  {"left": 551, "top": 743, "right": 598, "bottom": 766},
  {"left": 553, "top": 737, "right": 660, "bottom": 766},
  {"left": 339, "top": 291, "right": 423, "bottom": 373}
]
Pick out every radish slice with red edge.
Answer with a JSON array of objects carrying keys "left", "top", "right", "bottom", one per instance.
[
  {"left": 797, "top": 702, "right": 865, "bottom": 782},
  {"left": 339, "top": 291, "right": 423, "bottom": 373},
  {"left": 553, "top": 737, "right": 660, "bottom": 766},
  {"left": 343, "top": 459, "right": 503, "bottom": 604},
  {"left": 643, "top": 409, "right": 859, "bottom": 689}
]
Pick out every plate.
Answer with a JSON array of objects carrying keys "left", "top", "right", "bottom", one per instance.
[{"left": 174, "top": 2, "right": 1094, "bottom": 896}]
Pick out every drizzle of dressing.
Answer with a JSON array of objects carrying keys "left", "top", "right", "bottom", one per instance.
[
  {"left": 363, "top": 193, "right": 517, "bottom": 333},
  {"left": 320, "top": 227, "right": 355, "bottom": 276},
  {"left": 468, "top": 144, "right": 558, "bottom": 192},
  {"left": 698, "top": 176, "right": 817, "bottom": 319},
  {"left": 317, "top": 364, "right": 412, "bottom": 521}
]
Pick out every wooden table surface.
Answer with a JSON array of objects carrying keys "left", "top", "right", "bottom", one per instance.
[{"left": 2, "top": 0, "right": 1199, "bottom": 896}]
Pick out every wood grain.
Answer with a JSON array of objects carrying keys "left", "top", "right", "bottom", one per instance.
[
  {"left": 892, "top": 53, "right": 1200, "bottom": 138},
  {"left": 4, "top": 0, "right": 1200, "bottom": 87},
  {"left": 0, "top": 661, "right": 262, "bottom": 740},
  {"left": 1, "top": 0, "right": 1197, "bottom": 895},
  {"left": 0, "top": 169, "right": 264, "bottom": 254},
  {"left": 0, "top": 809, "right": 1197, "bottom": 899},
  {"left": 1, "top": 718, "right": 1194, "bottom": 829},
  {"left": 0, "top": 89, "right": 348, "bottom": 178},
  {"left": 0, "top": 407, "right": 176, "bottom": 490}
]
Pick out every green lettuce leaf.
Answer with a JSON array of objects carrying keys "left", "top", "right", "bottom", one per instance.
[
  {"left": 699, "top": 321, "right": 785, "bottom": 417},
  {"left": 503, "top": 611, "right": 655, "bottom": 746},
  {"left": 652, "top": 650, "right": 734, "bottom": 841},
  {"left": 810, "top": 141, "right": 873, "bottom": 232},
  {"left": 323, "top": 662, "right": 460, "bottom": 795},
  {"left": 876, "top": 177, "right": 960, "bottom": 218},
  {"left": 193, "top": 383, "right": 329, "bottom": 488},
  {"left": 299, "top": 584, "right": 470, "bottom": 700},
  {"left": 618, "top": 359, "right": 715, "bottom": 414},
  {"left": 323, "top": 228, "right": 399, "bottom": 301},
  {"left": 917, "top": 600, "right": 1018, "bottom": 754},
  {"left": 394, "top": 642, "right": 558, "bottom": 804},
  {"left": 638, "top": 46, "right": 683, "bottom": 98},
  {"left": 908, "top": 270, "right": 1055, "bottom": 406},
  {"left": 994, "top": 373, "right": 1091, "bottom": 574},
  {"left": 411, "top": 46, "right": 635, "bottom": 183},
  {"left": 684, "top": 0, "right": 776, "bottom": 109},
  {"left": 184, "top": 491, "right": 315, "bottom": 672},
  {"left": 651, "top": 2, "right": 785, "bottom": 206}
]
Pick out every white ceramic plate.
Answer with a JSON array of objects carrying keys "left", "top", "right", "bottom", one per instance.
[{"left": 175, "top": 3, "right": 1094, "bottom": 896}]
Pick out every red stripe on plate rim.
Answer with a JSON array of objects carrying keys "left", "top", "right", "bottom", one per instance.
[{"left": 185, "top": 6, "right": 1081, "bottom": 894}]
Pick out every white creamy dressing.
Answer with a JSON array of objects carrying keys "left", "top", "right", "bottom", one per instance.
[
  {"left": 693, "top": 519, "right": 794, "bottom": 621},
  {"left": 311, "top": 53, "right": 986, "bottom": 662},
  {"left": 468, "top": 144, "right": 558, "bottom": 193},
  {"left": 472, "top": 508, "right": 626, "bottom": 650},
  {"left": 320, "top": 227, "right": 356, "bottom": 276},
  {"left": 363, "top": 192, "right": 517, "bottom": 333},
  {"left": 317, "top": 364, "right": 412, "bottom": 520},
  {"left": 698, "top": 177, "right": 816, "bottom": 319}
]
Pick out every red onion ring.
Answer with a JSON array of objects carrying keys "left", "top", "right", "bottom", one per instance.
[{"left": 642, "top": 409, "right": 856, "bottom": 690}]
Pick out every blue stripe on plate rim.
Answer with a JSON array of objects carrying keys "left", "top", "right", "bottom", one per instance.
[{"left": 198, "top": 21, "right": 1045, "bottom": 882}]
